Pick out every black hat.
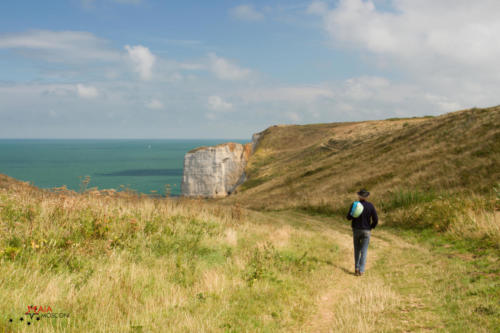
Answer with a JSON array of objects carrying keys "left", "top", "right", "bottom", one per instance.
[{"left": 357, "top": 189, "right": 370, "bottom": 197}]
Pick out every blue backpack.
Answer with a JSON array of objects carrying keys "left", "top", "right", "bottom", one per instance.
[{"left": 350, "top": 201, "right": 364, "bottom": 218}]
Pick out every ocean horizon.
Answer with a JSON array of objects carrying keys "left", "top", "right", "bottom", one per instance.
[{"left": 0, "top": 138, "right": 249, "bottom": 196}]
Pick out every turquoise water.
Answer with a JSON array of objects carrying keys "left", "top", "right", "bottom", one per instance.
[{"left": 0, "top": 139, "right": 248, "bottom": 196}]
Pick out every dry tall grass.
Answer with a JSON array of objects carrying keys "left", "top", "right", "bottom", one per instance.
[{"left": 0, "top": 175, "right": 340, "bottom": 332}]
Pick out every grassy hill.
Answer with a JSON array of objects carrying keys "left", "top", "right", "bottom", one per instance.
[
  {"left": 226, "top": 106, "right": 499, "bottom": 245},
  {"left": 231, "top": 106, "right": 499, "bottom": 207}
]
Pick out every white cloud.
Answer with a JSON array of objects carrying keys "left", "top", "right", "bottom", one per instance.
[
  {"left": 145, "top": 99, "right": 164, "bottom": 110},
  {"left": 230, "top": 5, "right": 264, "bottom": 21},
  {"left": 76, "top": 84, "right": 99, "bottom": 99},
  {"left": 424, "top": 94, "right": 462, "bottom": 112},
  {"left": 231, "top": 75, "right": 469, "bottom": 122},
  {"left": 208, "top": 53, "right": 251, "bottom": 80},
  {"left": 0, "top": 30, "right": 119, "bottom": 63},
  {"left": 180, "top": 63, "right": 204, "bottom": 71},
  {"left": 343, "top": 76, "right": 390, "bottom": 100},
  {"left": 161, "top": 38, "right": 202, "bottom": 46},
  {"left": 0, "top": 74, "right": 476, "bottom": 140},
  {"left": 239, "top": 85, "right": 334, "bottom": 103},
  {"left": 307, "top": 0, "right": 500, "bottom": 114},
  {"left": 208, "top": 95, "right": 233, "bottom": 111},
  {"left": 310, "top": 0, "right": 500, "bottom": 77},
  {"left": 306, "top": 1, "right": 328, "bottom": 15},
  {"left": 41, "top": 85, "right": 74, "bottom": 97},
  {"left": 125, "top": 45, "right": 156, "bottom": 80}
]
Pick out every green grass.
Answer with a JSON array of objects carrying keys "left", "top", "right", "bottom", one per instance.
[
  {"left": 379, "top": 188, "right": 438, "bottom": 211},
  {"left": 238, "top": 175, "right": 272, "bottom": 191},
  {"left": 373, "top": 227, "right": 500, "bottom": 332}
]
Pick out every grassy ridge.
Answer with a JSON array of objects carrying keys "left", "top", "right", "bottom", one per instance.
[
  {"left": 232, "top": 106, "right": 499, "bottom": 205},
  {"left": 227, "top": 106, "right": 500, "bottom": 245}
]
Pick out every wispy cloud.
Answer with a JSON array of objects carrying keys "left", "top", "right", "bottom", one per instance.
[
  {"left": 179, "top": 63, "right": 204, "bottom": 71},
  {"left": 162, "top": 39, "right": 202, "bottom": 46},
  {"left": 76, "top": 84, "right": 99, "bottom": 99},
  {"left": 208, "top": 53, "right": 251, "bottom": 80},
  {"left": 229, "top": 4, "right": 264, "bottom": 21},
  {"left": 306, "top": 1, "right": 328, "bottom": 15},
  {"left": 0, "top": 30, "right": 119, "bottom": 63},
  {"left": 208, "top": 95, "right": 233, "bottom": 111},
  {"left": 239, "top": 85, "right": 334, "bottom": 103},
  {"left": 125, "top": 45, "right": 156, "bottom": 80}
]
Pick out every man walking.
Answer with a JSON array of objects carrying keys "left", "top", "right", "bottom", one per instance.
[{"left": 346, "top": 189, "right": 378, "bottom": 276}]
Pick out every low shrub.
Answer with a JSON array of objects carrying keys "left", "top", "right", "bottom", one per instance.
[{"left": 383, "top": 192, "right": 499, "bottom": 246}]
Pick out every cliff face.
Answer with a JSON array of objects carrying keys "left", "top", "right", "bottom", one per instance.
[{"left": 181, "top": 142, "right": 253, "bottom": 197}]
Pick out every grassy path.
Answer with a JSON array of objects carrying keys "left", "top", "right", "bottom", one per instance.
[
  {"left": 267, "top": 211, "right": 499, "bottom": 332},
  {"left": 305, "top": 216, "right": 358, "bottom": 332}
]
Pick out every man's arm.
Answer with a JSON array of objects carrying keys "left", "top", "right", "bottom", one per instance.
[{"left": 370, "top": 205, "right": 378, "bottom": 229}]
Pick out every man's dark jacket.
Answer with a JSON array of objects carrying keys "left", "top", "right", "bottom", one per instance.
[{"left": 346, "top": 200, "right": 378, "bottom": 230}]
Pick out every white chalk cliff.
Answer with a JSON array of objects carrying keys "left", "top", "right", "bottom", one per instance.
[{"left": 181, "top": 142, "right": 254, "bottom": 197}]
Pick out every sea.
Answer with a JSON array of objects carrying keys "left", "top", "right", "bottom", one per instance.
[{"left": 0, "top": 139, "right": 248, "bottom": 196}]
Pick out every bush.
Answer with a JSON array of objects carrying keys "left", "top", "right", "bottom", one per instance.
[
  {"left": 383, "top": 192, "right": 499, "bottom": 245},
  {"left": 245, "top": 242, "right": 279, "bottom": 286}
]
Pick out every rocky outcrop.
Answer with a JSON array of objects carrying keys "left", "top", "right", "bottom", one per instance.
[{"left": 181, "top": 142, "right": 253, "bottom": 197}]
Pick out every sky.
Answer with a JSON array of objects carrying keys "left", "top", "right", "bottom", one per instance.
[{"left": 0, "top": 0, "right": 499, "bottom": 139}]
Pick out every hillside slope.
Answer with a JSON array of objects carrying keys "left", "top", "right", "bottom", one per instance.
[{"left": 226, "top": 106, "right": 499, "bottom": 212}]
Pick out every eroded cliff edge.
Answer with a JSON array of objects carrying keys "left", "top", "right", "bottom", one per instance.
[{"left": 181, "top": 137, "right": 258, "bottom": 197}]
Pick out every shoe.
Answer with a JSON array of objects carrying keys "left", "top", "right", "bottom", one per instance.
[
  {"left": 354, "top": 269, "right": 360, "bottom": 276},
  {"left": 359, "top": 271, "right": 364, "bottom": 276}
]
